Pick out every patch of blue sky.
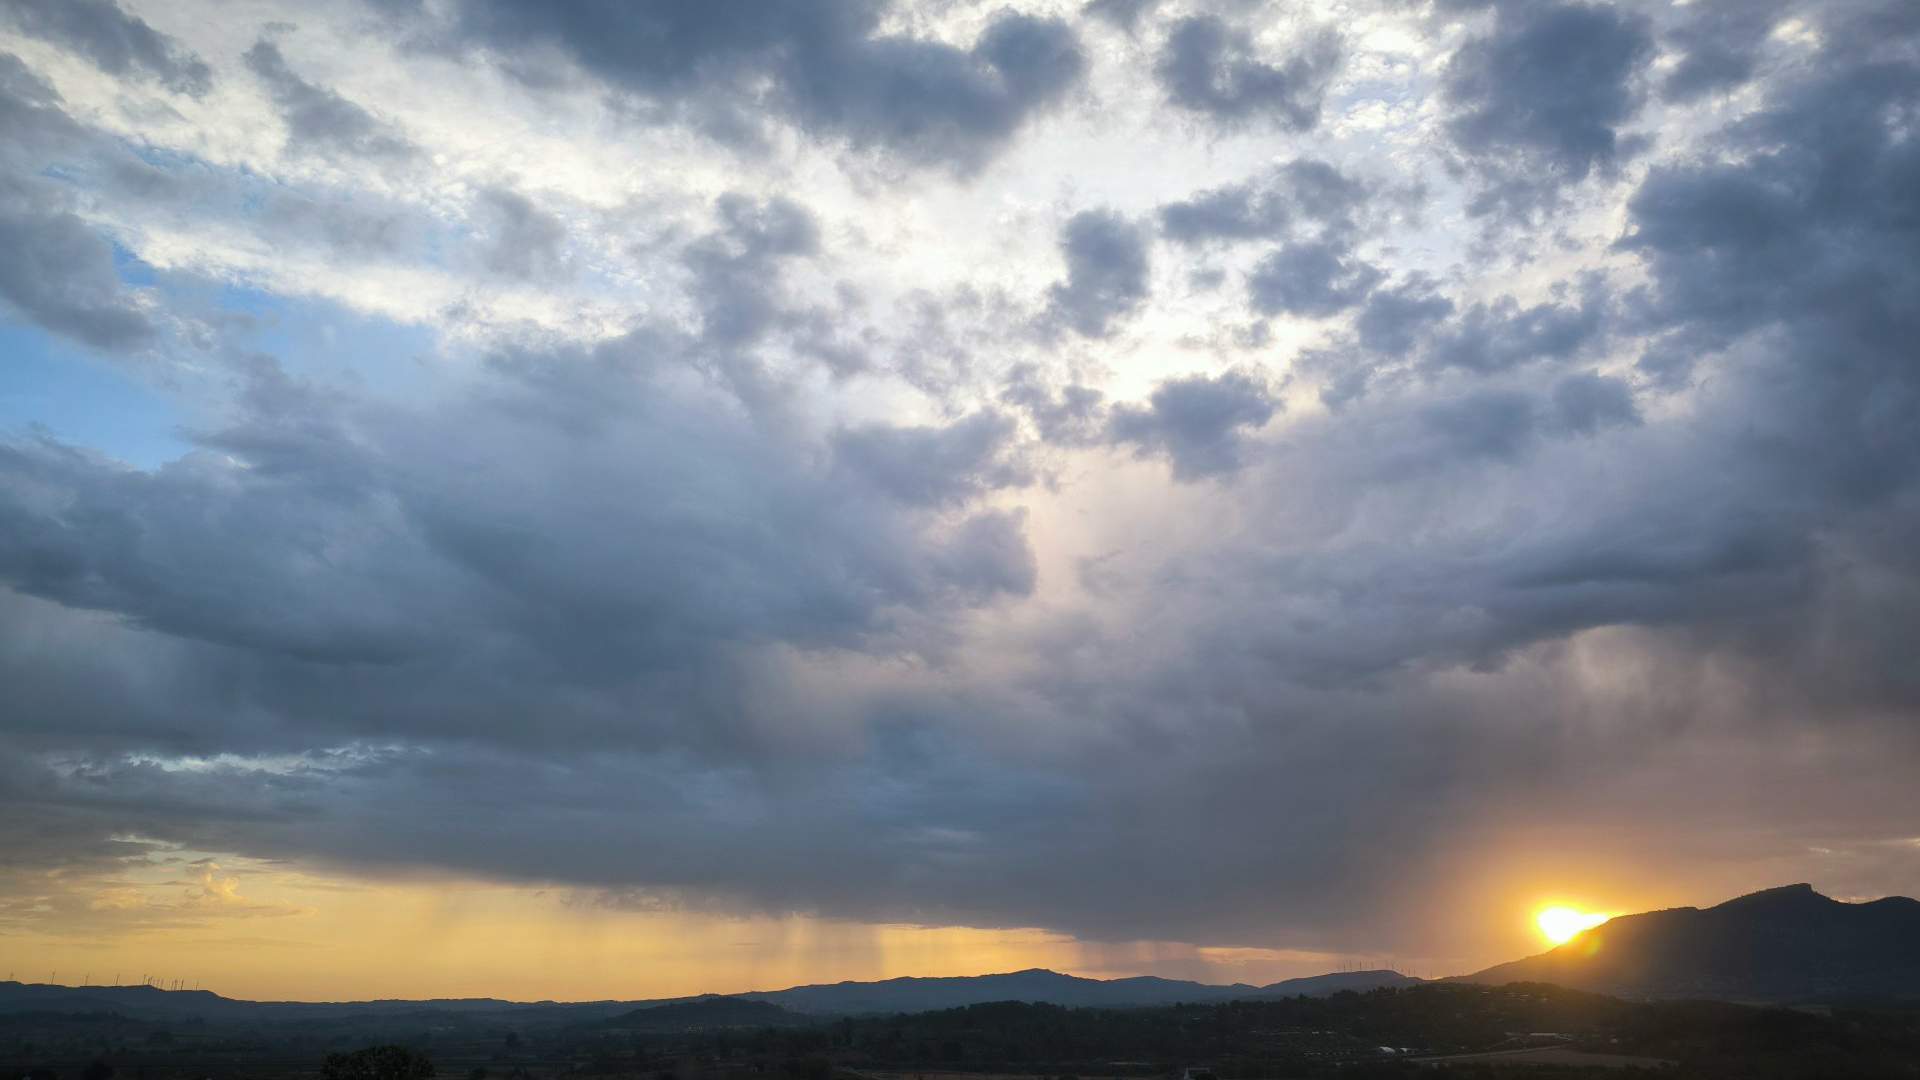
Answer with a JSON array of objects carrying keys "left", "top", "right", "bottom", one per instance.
[
  {"left": 208, "top": 282, "right": 454, "bottom": 402},
  {"left": 17, "top": 137, "right": 503, "bottom": 454},
  {"left": 123, "top": 141, "right": 212, "bottom": 174},
  {"left": 111, "top": 239, "right": 158, "bottom": 287},
  {"left": 0, "top": 322, "right": 188, "bottom": 468},
  {"left": 2, "top": 274, "right": 455, "bottom": 472}
]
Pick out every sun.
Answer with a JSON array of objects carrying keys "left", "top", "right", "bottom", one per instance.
[{"left": 1536, "top": 906, "right": 1610, "bottom": 945}]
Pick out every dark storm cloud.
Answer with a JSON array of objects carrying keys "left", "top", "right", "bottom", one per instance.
[
  {"left": 1426, "top": 282, "right": 1608, "bottom": 374},
  {"left": 1158, "top": 159, "right": 1368, "bottom": 246},
  {"left": 1658, "top": 0, "right": 1792, "bottom": 103},
  {"left": 1442, "top": 1, "right": 1654, "bottom": 217},
  {"left": 1355, "top": 275, "right": 1453, "bottom": 356},
  {"left": 1246, "top": 241, "right": 1383, "bottom": 319},
  {"left": 244, "top": 39, "right": 417, "bottom": 163},
  {"left": 442, "top": 1, "right": 1083, "bottom": 172},
  {"left": 0, "top": 50, "right": 81, "bottom": 146},
  {"left": 832, "top": 410, "right": 1033, "bottom": 507},
  {"left": 1106, "top": 369, "right": 1277, "bottom": 479},
  {"left": 929, "top": 507, "right": 1039, "bottom": 600},
  {"left": 0, "top": 330, "right": 1038, "bottom": 683},
  {"left": 1250, "top": 0, "right": 1920, "bottom": 711},
  {"left": 0, "top": 151, "right": 1033, "bottom": 687},
  {"left": 0, "top": 0, "right": 210, "bottom": 96},
  {"left": 0, "top": 57, "right": 150, "bottom": 350},
  {"left": 1283, "top": 159, "right": 1374, "bottom": 235},
  {"left": 1615, "top": 0, "right": 1920, "bottom": 508},
  {"left": 682, "top": 193, "right": 822, "bottom": 349},
  {"left": 1419, "top": 388, "right": 1536, "bottom": 462},
  {"left": 0, "top": 311, "right": 1057, "bottom": 917},
  {"left": 1304, "top": 272, "right": 1609, "bottom": 409},
  {"left": 0, "top": 180, "right": 153, "bottom": 350},
  {"left": 1549, "top": 371, "right": 1638, "bottom": 436},
  {"left": 1044, "top": 209, "right": 1151, "bottom": 338},
  {"left": 1156, "top": 14, "right": 1341, "bottom": 131}
]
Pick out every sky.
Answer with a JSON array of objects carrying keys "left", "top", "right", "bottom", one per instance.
[{"left": 2, "top": 0, "right": 1918, "bottom": 1002}]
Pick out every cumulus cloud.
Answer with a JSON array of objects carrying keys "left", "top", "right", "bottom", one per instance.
[
  {"left": 1355, "top": 275, "right": 1454, "bottom": 356},
  {"left": 1616, "top": 2, "right": 1920, "bottom": 513},
  {"left": 1106, "top": 369, "right": 1278, "bottom": 479},
  {"left": 1303, "top": 273, "right": 1609, "bottom": 407},
  {"left": 1044, "top": 209, "right": 1151, "bottom": 338},
  {"left": 1158, "top": 159, "right": 1368, "bottom": 247},
  {"left": 1426, "top": 282, "right": 1608, "bottom": 374},
  {"left": 682, "top": 193, "right": 823, "bottom": 350},
  {"left": 1246, "top": 240, "right": 1383, "bottom": 319},
  {"left": 1443, "top": 1, "right": 1655, "bottom": 217},
  {"left": 1156, "top": 14, "right": 1342, "bottom": 131},
  {"left": 1001, "top": 363, "right": 1106, "bottom": 446},
  {"left": 442, "top": 1, "right": 1084, "bottom": 172}
]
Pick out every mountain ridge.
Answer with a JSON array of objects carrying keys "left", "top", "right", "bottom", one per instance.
[
  {"left": 1461, "top": 883, "right": 1920, "bottom": 1003},
  {"left": 733, "top": 966, "right": 1420, "bottom": 1013}
]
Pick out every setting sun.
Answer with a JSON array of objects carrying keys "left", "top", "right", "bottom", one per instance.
[{"left": 1537, "top": 906, "right": 1611, "bottom": 945}]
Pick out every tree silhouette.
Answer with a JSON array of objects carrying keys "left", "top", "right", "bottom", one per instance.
[{"left": 320, "top": 1044, "right": 436, "bottom": 1080}]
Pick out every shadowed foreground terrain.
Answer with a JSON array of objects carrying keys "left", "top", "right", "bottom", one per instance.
[{"left": 5, "top": 982, "right": 1920, "bottom": 1080}]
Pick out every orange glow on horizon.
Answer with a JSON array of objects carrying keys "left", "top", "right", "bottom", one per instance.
[{"left": 0, "top": 852, "right": 1380, "bottom": 1001}]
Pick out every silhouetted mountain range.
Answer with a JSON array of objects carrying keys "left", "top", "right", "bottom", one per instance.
[
  {"left": 0, "top": 967, "right": 1418, "bottom": 1024},
  {"left": 1462, "top": 883, "right": 1920, "bottom": 1003},
  {"left": 0, "top": 981, "right": 544, "bottom": 1023},
  {"left": 0, "top": 982, "right": 211, "bottom": 1021},
  {"left": 735, "top": 967, "right": 1421, "bottom": 1013}
]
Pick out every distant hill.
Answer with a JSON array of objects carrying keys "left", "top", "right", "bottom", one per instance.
[
  {"left": 1261, "top": 969, "right": 1424, "bottom": 996},
  {"left": 0, "top": 982, "right": 623, "bottom": 1023},
  {"left": 604, "top": 996, "right": 808, "bottom": 1031},
  {"left": 736, "top": 967, "right": 1421, "bottom": 1013},
  {"left": 738, "top": 969, "right": 1253, "bottom": 1013},
  {"left": 1461, "top": 883, "right": 1920, "bottom": 1003}
]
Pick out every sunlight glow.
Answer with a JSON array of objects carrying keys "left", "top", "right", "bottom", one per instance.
[{"left": 1536, "top": 906, "right": 1610, "bottom": 945}]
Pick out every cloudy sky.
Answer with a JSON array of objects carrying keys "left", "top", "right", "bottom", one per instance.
[{"left": 2, "top": 0, "right": 1918, "bottom": 1000}]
